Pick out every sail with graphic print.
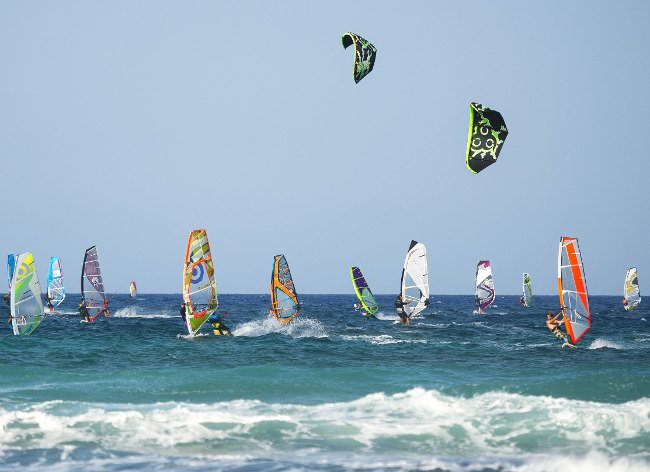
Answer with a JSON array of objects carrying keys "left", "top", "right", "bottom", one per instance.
[
  {"left": 7, "top": 254, "right": 15, "bottom": 289},
  {"left": 350, "top": 266, "right": 379, "bottom": 315},
  {"left": 558, "top": 237, "right": 591, "bottom": 344},
  {"left": 466, "top": 103, "right": 508, "bottom": 174},
  {"left": 623, "top": 267, "right": 641, "bottom": 311},
  {"left": 522, "top": 273, "right": 532, "bottom": 307},
  {"left": 341, "top": 32, "right": 377, "bottom": 83},
  {"left": 10, "top": 252, "right": 45, "bottom": 335},
  {"left": 400, "top": 240, "right": 429, "bottom": 319},
  {"left": 47, "top": 257, "right": 65, "bottom": 310},
  {"left": 182, "top": 229, "right": 218, "bottom": 336},
  {"left": 475, "top": 260, "right": 495, "bottom": 312},
  {"left": 129, "top": 281, "right": 137, "bottom": 299},
  {"left": 270, "top": 254, "right": 299, "bottom": 324},
  {"left": 81, "top": 246, "right": 108, "bottom": 321}
]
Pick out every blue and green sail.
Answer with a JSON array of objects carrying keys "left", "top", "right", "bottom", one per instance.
[
  {"left": 466, "top": 103, "right": 508, "bottom": 173},
  {"left": 350, "top": 266, "right": 379, "bottom": 314},
  {"left": 10, "top": 252, "right": 45, "bottom": 336}
]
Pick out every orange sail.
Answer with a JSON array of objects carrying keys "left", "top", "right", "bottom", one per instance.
[{"left": 557, "top": 237, "right": 591, "bottom": 344}]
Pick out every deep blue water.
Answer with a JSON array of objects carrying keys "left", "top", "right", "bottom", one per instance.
[{"left": 0, "top": 294, "right": 648, "bottom": 471}]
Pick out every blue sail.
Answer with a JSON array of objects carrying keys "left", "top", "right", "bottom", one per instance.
[{"left": 47, "top": 257, "right": 66, "bottom": 309}]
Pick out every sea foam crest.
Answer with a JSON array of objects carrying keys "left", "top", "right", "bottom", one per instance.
[{"left": 232, "top": 316, "right": 327, "bottom": 338}]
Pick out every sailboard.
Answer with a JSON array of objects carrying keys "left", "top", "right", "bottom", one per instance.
[
  {"left": 7, "top": 254, "right": 15, "bottom": 289},
  {"left": 10, "top": 252, "right": 45, "bottom": 335},
  {"left": 465, "top": 102, "right": 508, "bottom": 174},
  {"left": 400, "top": 240, "right": 429, "bottom": 319},
  {"left": 81, "top": 246, "right": 108, "bottom": 322},
  {"left": 522, "top": 273, "right": 532, "bottom": 307},
  {"left": 47, "top": 257, "right": 65, "bottom": 309},
  {"left": 270, "top": 254, "right": 299, "bottom": 324},
  {"left": 623, "top": 267, "right": 641, "bottom": 311},
  {"left": 558, "top": 237, "right": 591, "bottom": 344},
  {"left": 350, "top": 266, "right": 379, "bottom": 315},
  {"left": 182, "top": 229, "right": 218, "bottom": 336},
  {"left": 129, "top": 281, "right": 137, "bottom": 299},
  {"left": 475, "top": 260, "right": 495, "bottom": 312}
]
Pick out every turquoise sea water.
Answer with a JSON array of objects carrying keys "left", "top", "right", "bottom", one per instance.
[{"left": 1, "top": 294, "right": 648, "bottom": 471}]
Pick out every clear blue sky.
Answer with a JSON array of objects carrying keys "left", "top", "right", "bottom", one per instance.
[{"left": 2, "top": 1, "right": 648, "bottom": 295}]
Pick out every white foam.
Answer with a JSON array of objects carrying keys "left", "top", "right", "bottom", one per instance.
[
  {"left": 112, "top": 307, "right": 174, "bottom": 318},
  {"left": 232, "top": 316, "right": 327, "bottom": 338},
  {"left": 340, "top": 334, "right": 427, "bottom": 345},
  {"left": 587, "top": 338, "right": 625, "bottom": 350}
]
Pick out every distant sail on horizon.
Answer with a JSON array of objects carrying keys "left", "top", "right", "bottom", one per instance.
[
  {"left": 47, "top": 257, "right": 65, "bottom": 309},
  {"left": 475, "top": 260, "right": 495, "bottom": 311},
  {"left": 350, "top": 266, "right": 379, "bottom": 315},
  {"left": 522, "top": 273, "right": 532, "bottom": 307},
  {"left": 182, "top": 229, "right": 218, "bottom": 336},
  {"left": 10, "top": 252, "right": 45, "bottom": 336},
  {"left": 558, "top": 236, "right": 591, "bottom": 344},
  {"left": 81, "top": 246, "right": 108, "bottom": 322},
  {"left": 623, "top": 267, "right": 641, "bottom": 311},
  {"left": 129, "top": 281, "right": 137, "bottom": 299},
  {"left": 400, "top": 240, "right": 429, "bottom": 320},
  {"left": 270, "top": 254, "right": 299, "bottom": 324}
]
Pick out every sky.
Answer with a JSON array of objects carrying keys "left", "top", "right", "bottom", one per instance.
[{"left": 1, "top": 1, "right": 649, "bottom": 296}]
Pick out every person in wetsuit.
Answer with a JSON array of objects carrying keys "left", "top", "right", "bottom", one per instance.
[
  {"left": 45, "top": 295, "right": 54, "bottom": 312},
  {"left": 395, "top": 295, "right": 413, "bottom": 325},
  {"left": 180, "top": 302, "right": 187, "bottom": 327},
  {"left": 3, "top": 293, "right": 9, "bottom": 306},
  {"left": 78, "top": 302, "right": 90, "bottom": 322},
  {"left": 209, "top": 313, "right": 232, "bottom": 336}
]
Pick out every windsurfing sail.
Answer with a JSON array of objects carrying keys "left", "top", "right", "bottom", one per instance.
[
  {"left": 7, "top": 254, "right": 15, "bottom": 289},
  {"left": 522, "top": 273, "right": 532, "bottom": 307},
  {"left": 129, "top": 281, "right": 137, "bottom": 299},
  {"left": 182, "top": 229, "right": 218, "bottom": 335},
  {"left": 466, "top": 102, "right": 508, "bottom": 174},
  {"left": 81, "top": 246, "right": 108, "bottom": 321},
  {"left": 623, "top": 267, "right": 641, "bottom": 311},
  {"left": 270, "top": 254, "right": 299, "bottom": 324},
  {"left": 400, "top": 240, "right": 429, "bottom": 319},
  {"left": 341, "top": 32, "right": 377, "bottom": 83},
  {"left": 47, "top": 257, "right": 65, "bottom": 309},
  {"left": 475, "top": 260, "right": 495, "bottom": 311},
  {"left": 350, "top": 266, "right": 379, "bottom": 314},
  {"left": 10, "top": 252, "right": 45, "bottom": 335},
  {"left": 558, "top": 237, "right": 591, "bottom": 344}
]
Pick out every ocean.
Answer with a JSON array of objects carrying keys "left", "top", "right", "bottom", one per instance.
[{"left": 1, "top": 294, "right": 648, "bottom": 471}]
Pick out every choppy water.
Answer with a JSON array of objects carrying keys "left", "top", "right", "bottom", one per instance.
[{"left": 1, "top": 294, "right": 648, "bottom": 471}]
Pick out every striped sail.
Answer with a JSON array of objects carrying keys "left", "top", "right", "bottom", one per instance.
[
  {"left": 475, "top": 260, "right": 495, "bottom": 311},
  {"left": 401, "top": 240, "right": 429, "bottom": 318},
  {"left": 10, "top": 252, "right": 45, "bottom": 336},
  {"left": 271, "top": 255, "right": 299, "bottom": 324},
  {"left": 182, "top": 229, "right": 218, "bottom": 335},
  {"left": 350, "top": 266, "right": 379, "bottom": 314},
  {"left": 623, "top": 268, "right": 641, "bottom": 311},
  {"left": 558, "top": 237, "right": 591, "bottom": 344},
  {"left": 47, "top": 257, "right": 65, "bottom": 309}
]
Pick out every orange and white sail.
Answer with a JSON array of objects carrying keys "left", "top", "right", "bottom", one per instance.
[{"left": 557, "top": 237, "right": 591, "bottom": 344}]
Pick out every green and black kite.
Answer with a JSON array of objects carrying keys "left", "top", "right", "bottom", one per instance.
[
  {"left": 341, "top": 32, "right": 376, "bottom": 83},
  {"left": 465, "top": 103, "right": 508, "bottom": 174}
]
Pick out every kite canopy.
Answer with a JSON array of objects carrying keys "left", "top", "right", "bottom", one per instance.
[
  {"left": 466, "top": 103, "right": 508, "bottom": 173},
  {"left": 341, "top": 32, "right": 377, "bottom": 83}
]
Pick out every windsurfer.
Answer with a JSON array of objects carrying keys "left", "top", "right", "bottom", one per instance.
[
  {"left": 395, "top": 295, "right": 412, "bottom": 325},
  {"left": 78, "top": 302, "right": 90, "bottom": 322},
  {"left": 180, "top": 302, "right": 187, "bottom": 327},
  {"left": 519, "top": 296, "right": 526, "bottom": 307},
  {"left": 475, "top": 295, "right": 482, "bottom": 314},
  {"left": 622, "top": 298, "right": 629, "bottom": 307},
  {"left": 354, "top": 303, "right": 361, "bottom": 312},
  {"left": 3, "top": 293, "right": 9, "bottom": 306},
  {"left": 209, "top": 313, "right": 232, "bottom": 336},
  {"left": 546, "top": 311, "right": 571, "bottom": 344},
  {"left": 45, "top": 296, "right": 54, "bottom": 312}
]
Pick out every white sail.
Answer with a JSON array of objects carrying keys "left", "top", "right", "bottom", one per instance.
[
  {"left": 623, "top": 267, "right": 641, "bottom": 310},
  {"left": 475, "top": 260, "right": 494, "bottom": 311},
  {"left": 400, "top": 240, "right": 429, "bottom": 318},
  {"left": 522, "top": 273, "right": 532, "bottom": 307},
  {"left": 10, "top": 252, "right": 45, "bottom": 336}
]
